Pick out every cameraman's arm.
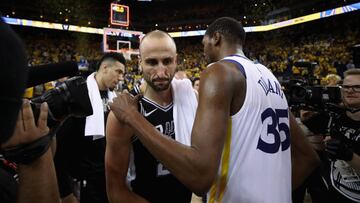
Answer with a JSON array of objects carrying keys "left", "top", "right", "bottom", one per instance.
[
  {"left": 1, "top": 100, "right": 60, "bottom": 203},
  {"left": 17, "top": 149, "right": 59, "bottom": 203},
  {"left": 105, "top": 112, "right": 148, "bottom": 203},
  {"left": 290, "top": 112, "right": 320, "bottom": 190}
]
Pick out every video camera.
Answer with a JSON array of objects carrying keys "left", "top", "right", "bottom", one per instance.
[
  {"left": 30, "top": 76, "right": 93, "bottom": 129},
  {"left": 282, "top": 61, "right": 342, "bottom": 110},
  {"left": 283, "top": 79, "right": 342, "bottom": 110},
  {"left": 1, "top": 64, "right": 93, "bottom": 165},
  {"left": 281, "top": 61, "right": 346, "bottom": 137}
]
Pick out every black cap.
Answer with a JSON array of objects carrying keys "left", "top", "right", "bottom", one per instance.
[{"left": 0, "top": 17, "right": 28, "bottom": 144}]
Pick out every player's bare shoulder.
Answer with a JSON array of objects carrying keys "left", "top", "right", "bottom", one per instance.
[{"left": 202, "top": 61, "right": 235, "bottom": 80}]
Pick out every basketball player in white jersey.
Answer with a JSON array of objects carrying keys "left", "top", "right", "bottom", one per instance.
[{"left": 109, "top": 17, "right": 320, "bottom": 203}]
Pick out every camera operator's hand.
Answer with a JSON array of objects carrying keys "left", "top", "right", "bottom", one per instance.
[
  {"left": 0, "top": 99, "right": 59, "bottom": 203},
  {"left": 1, "top": 99, "right": 49, "bottom": 150},
  {"left": 325, "top": 138, "right": 354, "bottom": 161}
]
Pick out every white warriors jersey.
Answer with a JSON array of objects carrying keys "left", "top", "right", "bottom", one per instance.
[{"left": 207, "top": 55, "right": 292, "bottom": 203}]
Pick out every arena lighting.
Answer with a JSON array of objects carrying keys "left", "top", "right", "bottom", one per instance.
[
  {"left": 168, "top": 1, "right": 360, "bottom": 37},
  {"left": 2, "top": 17, "right": 104, "bottom": 34},
  {"left": 2, "top": 1, "right": 360, "bottom": 37}
]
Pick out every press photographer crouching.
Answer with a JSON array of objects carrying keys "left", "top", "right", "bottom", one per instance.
[
  {"left": 1, "top": 76, "right": 93, "bottom": 203},
  {"left": 0, "top": 17, "right": 94, "bottom": 203},
  {"left": 291, "top": 69, "right": 360, "bottom": 203}
]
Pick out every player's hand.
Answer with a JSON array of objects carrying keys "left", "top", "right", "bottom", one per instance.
[
  {"left": 109, "top": 93, "right": 142, "bottom": 124},
  {"left": 325, "top": 138, "right": 353, "bottom": 161},
  {"left": 1, "top": 99, "right": 49, "bottom": 149}
]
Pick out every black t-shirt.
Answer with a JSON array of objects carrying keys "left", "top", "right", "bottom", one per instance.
[
  {"left": 332, "top": 114, "right": 360, "bottom": 154},
  {"left": 323, "top": 113, "right": 360, "bottom": 202},
  {"left": 301, "top": 112, "right": 360, "bottom": 203},
  {"left": 129, "top": 91, "right": 191, "bottom": 203}
]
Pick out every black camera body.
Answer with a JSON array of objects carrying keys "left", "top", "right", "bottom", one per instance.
[
  {"left": 281, "top": 61, "right": 346, "bottom": 137},
  {"left": 283, "top": 77, "right": 344, "bottom": 134},
  {"left": 1, "top": 76, "right": 93, "bottom": 164},
  {"left": 30, "top": 76, "right": 93, "bottom": 128},
  {"left": 281, "top": 61, "right": 342, "bottom": 109},
  {"left": 286, "top": 83, "right": 342, "bottom": 109}
]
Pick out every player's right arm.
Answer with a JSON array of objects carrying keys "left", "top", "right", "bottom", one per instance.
[{"left": 105, "top": 112, "right": 149, "bottom": 203}]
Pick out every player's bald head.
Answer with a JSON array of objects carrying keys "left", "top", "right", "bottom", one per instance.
[{"left": 139, "top": 30, "right": 177, "bottom": 56}]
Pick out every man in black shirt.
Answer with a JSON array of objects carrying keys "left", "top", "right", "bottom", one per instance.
[
  {"left": 54, "top": 52, "right": 126, "bottom": 203},
  {"left": 300, "top": 69, "right": 360, "bottom": 203},
  {"left": 322, "top": 68, "right": 360, "bottom": 202}
]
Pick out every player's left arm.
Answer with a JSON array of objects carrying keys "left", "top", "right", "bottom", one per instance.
[{"left": 290, "top": 112, "right": 320, "bottom": 190}]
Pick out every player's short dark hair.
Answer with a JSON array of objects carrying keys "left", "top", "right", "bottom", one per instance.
[
  {"left": 205, "top": 17, "right": 246, "bottom": 46},
  {"left": 96, "top": 52, "right": 126, "bottom": 71}
]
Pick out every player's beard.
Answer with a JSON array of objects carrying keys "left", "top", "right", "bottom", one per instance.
[{"left": 144, "top": 75, "right": 172, "bottom": 92}]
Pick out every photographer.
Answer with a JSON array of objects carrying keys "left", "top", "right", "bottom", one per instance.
[
  {"left": 54, "top": 52, "right": 125, "bottom": 203},
  {"left": 0, "top": 17, "right": 60, "bottom": 203},
  {"left": 297, "top": 69, "right": 360, "bottom": 203},
  {"left": 323, "top": 68, "right": 360, "bottom": 202},
  {"left": 290, "top": 69, "right": 360, "bottom": 203}
]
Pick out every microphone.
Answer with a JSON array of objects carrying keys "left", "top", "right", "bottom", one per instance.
[{"left": 27, "top": 61, "right": 88, "bottom": 87}]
